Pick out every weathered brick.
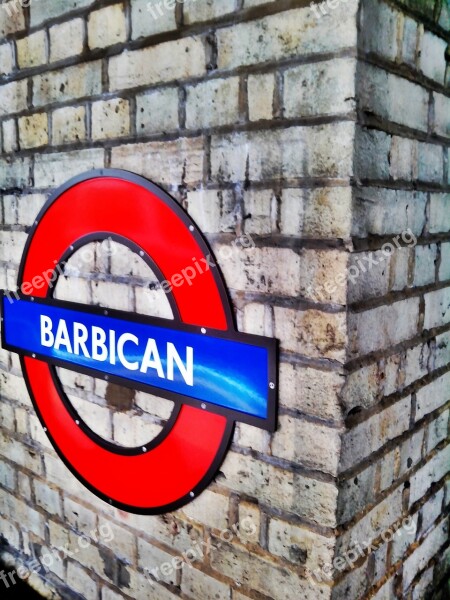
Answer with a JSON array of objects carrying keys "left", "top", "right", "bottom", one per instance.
[
  {"left": 354, "top": 127, "right": 391, "bottom": 180},
  {"left": 136, "top": 87, "right": 179, "bottom": 135},
  {"left": 424, "top": 287, "right": 450, "bottom": 330},
  {"left": 349, "top": 298, "right": 420, "bottom": 357},
  {"left": 272, "top": 415, "right": 342, "bottom": 475},
  {"left": 360, "top": 0, "right": 399, "bottom": 61},
  {"left": 18, "top": 112, "right": 48, "bottom": 149},
  {"left": 243, "top": 189, "right": 273, "bottom": 234},
  {"left": 92, "top": 98, "right": 130, "bottom": 140},
  {"left": 210, "top": 539, "right": 331, "bottom": 600},
  {"left": 420, "top": 488, "right": 444, "bottom": 533},
  {"left": 33, "top": 62, "right": 102, "bottom": 106},
  {"left": 352, "top": 188, "right": 426, "bottom": 237},
  {"left": 34, "top": 148, "right": 104, "bottom": 187},
  {"left": 409, "top": 444, "right": 450, "bottom": 504},
  {"left": 358, "top": 65, "right": 428, "bottom": 132},
  {"left": 0, "top": 80, "right": 28, "bottom": 117},
  {"left": 137, "top": 538, "right": 179, "bottom": 585},
  {"left": 413, "top": 243, "right": 437, "bottom": 287},
  {"left": 34, "top": 481, "right": 61, "bottom": 515},
  {"left": 181, "top": 565, "right": 231, "bottom": 600},
  {"left": 64, "top": 497, "right": 97, "bottom": 535},
  {"left": 111, "top": 138, "right": 204, "bottom": 186},
  {"left": 113, "top": 411, "right": 161, "bottom": 447},
  {"left": 300, "top": 249, "right": 348, "bottom": 304},
  {"left": 0, "top": 42, "right": 14, "bottom": 75},
  {"left": 415, "top": 372, "right": 450, "bottom": 422},
  {"left": 274, "top": 306, "right": 346, "bottom": 361},
  {"left": 16, "top": 31, "right": 47, "bottom": 68},
  {"left": 280, "top": 187, "right": 352, "bottom": 239},
  {"left": 52, "top": 106, "right": 86, "bottom": 144},
  {"left": 1, "top": 118, "right": 17, "bottom": 152},
  {"left": 217, "top": 5, "right": 357, "bottom": 70},
  {"left": 401, "top": 15, "right": 418, "bottom": 67},
  {"left": 429, "top": 193, "right": 450, "bottom": 233},
  {"left": 0, "top": 490, "right": 45, "bottom": 537},
  {"left": 268, "top": 517, "right": 335, "bottom": 570},
  {"left": 184, "top": 0, "right": 236, "bottom": 24},
  {"left": 109, "top": 38, "right": 205, "bottom": 91},
  {"left": 186, "top": 77, "right": 240, "bottom": 128},
  {"left": 67, "top": 562, "right": 98, "bottom": 600},
  {"left": 417, "top": 142, "right": 443, "bottom": 183},
  {"left": 220, "top": 452, "right": 338, "bottom": 527},
  {"left": 49, "top": 19, "right": 84, "bottom": 62},
  {"left": 419, "top": 31, "right": 447, "bottom": 85},
  {"left": 211, "top": 123, "right": 354, "bottom": 182},
  {"left": 403, "top": 519, "right": 448, "bottom": 590},
  {"left": 389, "top": 135, "right": 417, "bottom": 181},
  {"left": 30, "top": 0, "right": 96, "bottom": 27},
  {"left": 340, "top": 362, "right": 383, "bottom": 412},
  {"left": 88, "top": 4, "right": 127, "bottom": 49},
  {"left": 248, "top": 73, "right": 275, "bottom": 122},
  {"left": 336, "top": 487, "right": 403, "bottom": 551},
  {"left": 435, "top": 331, "right": 450, "bottom": 369},
  {"left": 181, "top": 489, "right": 229, "bottom": 531},
  {"left": 218, "top": 246, "right": 300, "bottom": 296},
  {"left": 186, "top": 188, "right": 233, "bottom": 233},
  {"left": 133, "top": 0, "right": 177, "bottom": 38},
  {"left": 285, "top": 58, "right": 355, "bottom": 118},
  {"left": 340, "top": 396, "right": 411, "bottom": 471},
  {"left": 433, "top": 92, "right": 450, "bottom": 139},
  {"left": 0, "top": 1, "right": 25, "bottom": 37}
]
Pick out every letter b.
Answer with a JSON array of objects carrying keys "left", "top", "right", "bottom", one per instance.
[{"left": 40, "top": 315, "right": 54, "bottom": 347}]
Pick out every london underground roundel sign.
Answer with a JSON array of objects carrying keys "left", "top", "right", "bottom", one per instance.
[{"left": 1, "top": 170, "right": 277, "bottom": 514}]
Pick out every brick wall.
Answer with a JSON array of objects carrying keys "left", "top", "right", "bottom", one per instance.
[{"left": 0, "top": 1, "right": 448, "bottom": 599}]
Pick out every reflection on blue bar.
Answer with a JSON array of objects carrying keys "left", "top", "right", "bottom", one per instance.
[{"left": 2, "top": 296, "right": 272, "bottom": 423}]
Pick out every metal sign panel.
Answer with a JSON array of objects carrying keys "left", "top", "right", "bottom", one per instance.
[{"left": 0, "top": 170, "right": 278, "bottom": 514}]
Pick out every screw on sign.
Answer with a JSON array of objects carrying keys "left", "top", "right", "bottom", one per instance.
[{"left": 1, "top": 170, "right": 278, "bottom": 514}]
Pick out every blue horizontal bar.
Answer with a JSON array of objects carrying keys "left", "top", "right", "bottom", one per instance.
[{"left": 2, "top": 295, "right": 274, "bottom": 425}]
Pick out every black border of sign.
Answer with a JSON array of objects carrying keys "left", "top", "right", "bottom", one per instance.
[
  {"left": 0, "top": 169, "right": 279, "bottom": 515},
  {"left": 1, "top": 292, "right": 278, "bottom": 434}
]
